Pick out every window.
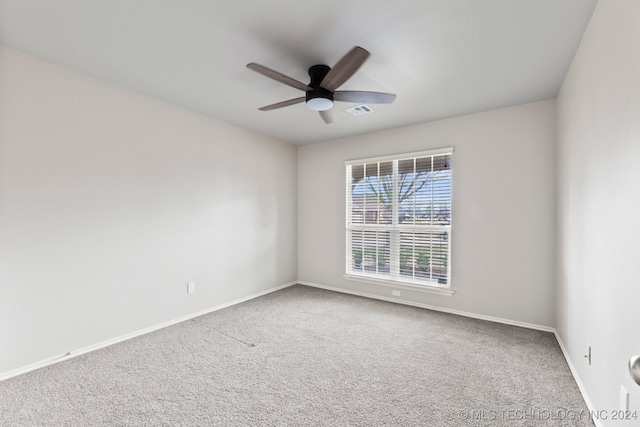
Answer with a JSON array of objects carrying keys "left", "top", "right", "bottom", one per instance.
[{"left": 345, "top": 148, "right": 453, "bottom": 291}]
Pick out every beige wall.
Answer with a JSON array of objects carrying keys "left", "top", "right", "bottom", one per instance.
[
  {"left": 0, "top": 47, "right": 298, "bottom": 375},
  {"left": 298, "top": 100, "right": 557, "bottom": 327},
  {"left": 556, "top": 0, "right": 640, "bottom": 419}
]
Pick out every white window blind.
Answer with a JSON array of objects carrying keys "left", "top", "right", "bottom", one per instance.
[{"left": 345, "top": 148, "right": 453, "bottom": 288}]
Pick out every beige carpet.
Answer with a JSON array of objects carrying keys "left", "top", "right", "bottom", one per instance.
[{"left": 0, "top": 285, "right": 593, "bottom": 426}]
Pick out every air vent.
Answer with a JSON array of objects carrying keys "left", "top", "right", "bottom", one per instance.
[{"left": 346, "top": 105, "right": 374, "bottom": 116}]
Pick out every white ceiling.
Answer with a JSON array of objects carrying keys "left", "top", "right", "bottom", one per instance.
[{"left": 0, "top": 0, "right": 597, "bottom": 145}]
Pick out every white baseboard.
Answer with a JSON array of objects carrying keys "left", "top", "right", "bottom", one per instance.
[
  {"left": 2, "top": 278, "right": 600, "bottom": 427},
  {"left": 553, "top": 331, "right": 602, "bottom": 427},
  {"left": 0, "top": 281, "right": 297, "bottom": 382},
  {"left": 298, "top": 280, "right": 554, "bottom": 332}
]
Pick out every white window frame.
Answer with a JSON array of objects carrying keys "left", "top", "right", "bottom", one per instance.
[{"left": 344, "top": 147, "right": 454, "bottom": 296}]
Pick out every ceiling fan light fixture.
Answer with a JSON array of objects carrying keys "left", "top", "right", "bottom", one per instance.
[
  {"left": 306, "top": 88, "right": 334, "bottom": 111},
  {"left": 306, "top": 97, "right": 334, "bottom": 111}
]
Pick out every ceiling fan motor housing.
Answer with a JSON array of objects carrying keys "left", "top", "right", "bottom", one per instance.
[{"left": 306, "top": 65, "right": 334, "bottom": 111}]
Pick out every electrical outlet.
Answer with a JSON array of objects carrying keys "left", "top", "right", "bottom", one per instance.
[
  {"left": 620, "top": 385, "right": 629, "bottom": 411},
  {"left": 392, "top": 290, "right": 401, "bottom": 297},
  {"left": 187, "top": 282, "right": 195, "bottom": 294},
  {"left": 584, "top": 344, "right": 591, "bottom": 366}
]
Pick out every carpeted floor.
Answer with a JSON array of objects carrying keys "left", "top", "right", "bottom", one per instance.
[{"left": 1, "top": 285, "right": 593, "bottom": 426}]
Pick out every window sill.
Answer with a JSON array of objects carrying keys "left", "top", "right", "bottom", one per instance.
[{"left": 343, "top": 274, "right": 455, "bottom": 296}]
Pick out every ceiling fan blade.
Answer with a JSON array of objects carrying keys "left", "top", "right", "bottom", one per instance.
[
  {"left": 258, "top": 97, "right": 306, "bottom": 111},
  {"left": 319, "top": 108, "right": 336, "bottom": 124},
  {"left": 320, "top": 46, "right": 370, "bottom": 91},
  {"left": 334, "top": 91, "right": 397, "bottom": 104},
  {"left": 247, "top": 63, "right": 310, "bottom": 92}
]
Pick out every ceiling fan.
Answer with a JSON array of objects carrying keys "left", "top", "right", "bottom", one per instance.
[{"left": 246, "top": 46, "right": 396, "bottom": 124}]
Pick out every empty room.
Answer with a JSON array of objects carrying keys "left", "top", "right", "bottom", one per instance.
[{"left": 1, "top": 1, "right": 639, "bottom": 426}]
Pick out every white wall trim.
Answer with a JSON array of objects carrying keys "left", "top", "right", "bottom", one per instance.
[
  {"left": 0, "top": 281, "right": 297, "bottom": 382},
  {"left": 343, "top": 274, "right": 455, "bottom": 296},
  {"left": 2, "top": 278, "right": 600, "bottom": 426},
  {"left": 298, "top": 280, "right": 554, "bottom": 332},
  {"left": 553, "top": 331, "right": 602, "bottom": 427},
  {"left": 345, "top": 146, "right": 454, "bottom": 165}
]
